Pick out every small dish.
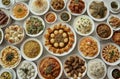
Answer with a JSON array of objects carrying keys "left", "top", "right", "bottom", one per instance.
[
  {"left": 50, "top": 0, "right": 66, "bottom": 12},
  {"left": 0, "top": 28, "right": 4, "bottom": 44},
  {"left": 96, "top": 23, "right": 113, "bottom": 40},
  {"left": 37, "top": 55, "right": 63, "bottom": 79},
  {"left": 21, "top": 38, "right": 43, "bottom": 61},
  {"left": 107, "top": 15, "right": 120, "bottom": 31},
  {"left": 0, "top": 69, "right": 16, "bottom": 79},
  {"left": 29, "top": 0, "right": 50, "bottom": 15},
  {"left": 87, "top": 58, "right": 107, "bottom": 79},
  {"left": 109, "top": 0, "right": 120, "bottom": 13},
  {"left": 67, "top": 0, "right": 86, "bottom": 16},
  {"left": 44, "top": 11, "right": 57, "bottom": 24},
  {"left": 0, "top": 9, "right": 11, "bottom": 28},
  {"left": 78, "top": 36, "right": 100, "bottom": 59},
  {"left": 87, "top": 0, "right": 109, "bottom": 21},
  {"left": 10, "top": 2, "right": 29, "bottom": 21},
  {"left": 44, "top": 23, "right": 76, "bottom": 56},
  {"left": 112, "top": 31, "right": 120, "bottom": 45},
  {"left": 0, "top": 69, "right": 12, "bottom": 79},
  {"left": 59, "top": 11, "right": 71, "bottom": 22},
  {"left": 101, "top": 43, "right": 120, "bottom": 66},
  {"left": 0, "top": 45, "right": 21, "bottom": 68},
  {"left": 107, "top": 66, "right": 120, "bottom": 79},
  {"left": 4, "top": 24, "right": 25, "bottom": 45},
  {"left": 64, "top": 54, "right": 87, "bottom": 79},
  {"left": 73, "top": 15, "right": 95, "bottom": 36},
  {"left": 24, "top": 16, "right": 45, "bottom": 37},
  {"left": 17, "top": 60, "right": 37, "bottom": 79}
]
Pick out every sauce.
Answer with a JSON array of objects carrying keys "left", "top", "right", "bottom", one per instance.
[
  {"left": 46, "top": 13, "right": 56, "bottom": 23},
  {"left": 112, "top": 69, "right": 120, "bottom": 79},
  {"left": 60, "top": 12, "right": 70, "bottom": 21}
]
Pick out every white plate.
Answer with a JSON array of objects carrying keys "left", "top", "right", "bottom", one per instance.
[{"left": 43, "top": 22, "right": 77, "bottom": 56}]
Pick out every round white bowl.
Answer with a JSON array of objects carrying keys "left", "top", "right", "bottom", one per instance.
[
  {"left": 17, "top": 60, "right": 37, "bottom": 79},
  {"left": 0, "top": 69, "right": 16, "bottom": 79},
  {"left": 21, "top": 38, "right": 43, "bottom": 61},
  {"left": 87, "top": 58, "right": 107, "bottom": 79},
  {"left": 44, "top": 11, "right": 57, "bottom": 24},
  {"left": 107, "top": 15, "right": 120, "bottom": 31},
  {"left": 0, "top": 9, "right": 11, "bottom": 28},
  {"left": 0, "top": 45, "right": 21, "bottom": 69},
  {"left": 10, "top": 2, "right": 29, "bottom": 21},
  {"left": 101, "top": 43, "right": 120, "bottom": 66},
  {"left": 43, "top": 22, "right": 77, "bottom": 56},
  {"left": 87, "top": 0, "right": 109, "bottom": 21},
  {"left": 73, "top": 15, "right": 95, "bottom": 36},
  {"left": 96, "top": 23, "right": 113, "bottom": 40},
  {"left": 24, "top": 16, "right": 45, "bottom": 37},
  {"left": 50, "top": 0, "right": 66, "bottom": 12},
  {"left": 29, "top": 0, "right": 50, "bottom": 16},
  {"left": 64, "top": 54, "right": 87, "bottom": 79},
  {"left": 107, "top": 66, "right": 120, "bottom": 79},
  {"left": 0, "top": 28, "right": 4, "bottom": 44},
  {"left": 37, "top": 55, "right": 63, "bottom": 79},
  {"left": 67, "top": 0, "right": 86, "bottom": 16},
  {"left": 59, "top": 11, "right": 71, "bottom": 22},
  {"left": 78, "top": 36, "right": 100, "bottom": 59}
]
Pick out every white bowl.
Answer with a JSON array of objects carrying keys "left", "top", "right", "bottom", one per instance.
[
  {"left": 17, "top": 60, "right": 37, "bottom": 79},
  {"left": 59, "top": 11, "right": 71, "bottom": 22},
  {"left": 0, "top": 45, "right": 21, "bottom": 69},
  {"left": 21, "top": 38, "right": 43, "bottom": 61},
  {"left": 24, "top": 16, "right": 45, "bottom": 37},
  {"left": 64, "top": 54, "right": 87, "bottom": 79},
  {"left": 10, "top": 2, "right": 29, "bottom": 21},
  {"left": 96, "top": 23, "right": 113, "bottom": 40},
  {"left": 73, "top": 15, "right": 95, "bottom": 36},
  {"left": 78, "top": 36, "right": 100, "bottom": 59},
  {"left": 43, "top": 22, "right": 77, "bottom": 56},
  {"left": 44, "top": 11, "right": 57, "bottom": 24},
  {"left": 101, "top": 43, "right": 120, "bottom": 66},
  {"left": 87, "top": 0, "right": 109, "bottom": 21},
  {"left": 107, "top": 66, "right": 120, "bottom": 79},
  {"left": 109, "top": 0, "right": 120, "bottom": 13},
  {"left": 87, "top": 58, "right": 107, "bottom": 79},
  {"left": 29, "top": 0, "right": 50, "bottom": 15},
  {"left": 67, "top": 0, "right": 86, "bottom": 16},
  {"left": 0, "top": 9, "right": 11, "bottom": 28},
  {"left": 107, "top": 15, "right": 120, "bottom": 31},
  {"left": 0, "top": 69, "right": 16, "bottom": 79},
  {"left": 37, "top": 55, "right": 63, "bottom": 79},
  {"left": 0, "top": 28, "right": 4, "bottom": 44},
  {"left": 50, "top": 0, "right": 66, "bottom": 12}
]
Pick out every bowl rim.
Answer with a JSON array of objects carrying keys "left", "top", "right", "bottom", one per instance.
[
  {"left": 0, "top": 28, "right": 4, "bottom": 44},
  {"left": 0, "top": 45, "right": 21, "bottom": 69},
  {"left": 29, "top": 0, "right": 50, "bottom": 15},
  {"left": 73, "top": 15, "right": 95, "bottom": 36},
  {"left": 17, "top": 60, "right": 38, "bottom": 79},
  {"left": 87, "top": 0, "right": 110, "bottom": 21},
  {"left": 78, "top": 36, "right": 100, "bottom": 59},
  {"left": 4, "top": 24, "right": 25, "bottom": 45},
  {"left": 63, "top": 54, "right": 87, "bottom": 79},
  {"left": 10, "top": 2, "right": 29, "bottom": 21},
  {"left": 44, "top": 11, "right": 57, "bottom": 24},
  {"left": 20, "top": 38, "right": 43, "bottom": 61},
  {"left": 37, "top": 55, "right": 63, "bottom": 79},
  {"left": 101, "top": 43, "right": 120, "bottom": 66},
  {"left": 59, "top": 11, "right": 71, "bottom": 22},
  {"left": 95, "top": 23, "right": 113, "bottom": 40},
  {"left": 50, "top": 0, "right": 66, "bottom": 12},
  {"left": 87, "top": 58, "right": 107, "bottom": 79},
  {"left": 24, "top": 16, "right": 45, "bottom": 37},
  {"left": 107, "top": 14, "right": 120, "bottom": 31},
  {"left": 43, "top": 22, "right": 77, "bottom": 56},
  {"left": 67, "top": 0, "right": 86, "bottom": 16}
]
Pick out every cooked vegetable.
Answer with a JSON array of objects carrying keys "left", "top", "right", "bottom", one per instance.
[
  {"left": 111, "top": 1, "right": 118, "bottom": 9},
  {"left": 112, "top": 69, "right": 120, "bottom": 79},
  {"left": 0, "top": 72, "right": 12, "bottom": 79},
  {"left": 2, "top": 0, "right": 11, "bottom": 5},
  {"left": 60, "top": 12, "right": 70, "bottom": 21},
  {"left": 26, "top": 17, "right": 44, "bottom": 35}
]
